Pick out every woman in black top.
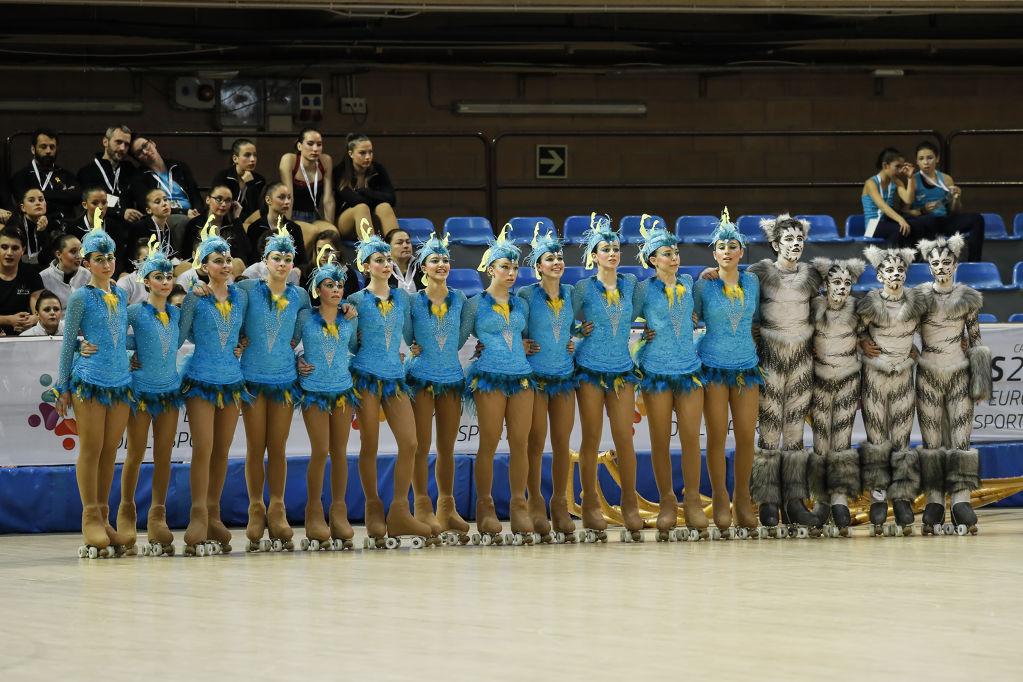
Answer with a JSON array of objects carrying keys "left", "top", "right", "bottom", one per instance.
[
  {"left": 9, "top": 188, "right": 60, "bottom": 267},
  {"left": 210, "top": 138, "right": 266, "bottom": 226},
  {"left": 246, "top": 181, "right": 309, "bottom": 267},
  {"left": 335, "top": 133, "right": 398, "bottom": 238}
]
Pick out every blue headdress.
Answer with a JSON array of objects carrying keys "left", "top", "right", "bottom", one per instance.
[
  {"left": 135, "top": 235, "right": 173, "bottom": 281},
  {"left": 637, "top": 214, "right": 676, "bottom": 268},
  {"left": 354, "top": 219, "right": 390, "bottom": 272},
  {"left": 308, "top": 243, "right": 347, "bottom": 300},
  {"left": 476, "top": 224, "right": 520, "bottom": 272},
  {"left": 524, "top": 222, "right": 563, "bottom": 275},
  {"left": 415, "top": 232, "right": 450, "bottom": 267},
  {"left": 581, "top": 213, "right": 620, "bottom": 270},
  {"left": 708, "top": 207, "right": 745, "bottom": 249},
  {"left": 263, "top": 216, "right": 296, "bottom": 259},
  {"left": 81, "top": 208, "right": 116, "bottom": 257},
  {"left": 191, "top": 215, "right": 231, "bottom": 269}
]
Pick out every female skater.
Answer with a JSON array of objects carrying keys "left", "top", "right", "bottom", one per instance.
[
  {"left": 571, "top": 214, "right": 643, "bottom": 543},
  {"left": 462, "top": 226, "right": 535, "bottom": 545},
  {"left": 518, "top": 225, "right": 578, "bottom": 543},
  {"left": 632, "top": 218, "right": 707, "bottom": 541},
  {"left": 347, "top": 221, "right": 434, "bottom": 548},
  {"left": 405, "top": 233, "right": 473, "bottom": 544},
  {"left": 55, "top": 216, "right": 135, "bottom": 558},
  {"left": 295, "top": 251, "right": 360, "bottom": 550},
  {"left": 177, "top": 225, "right": 251, "bottom": 556},
  {"left": 692, "top": 209, "right": 762, "bottom": 539}
]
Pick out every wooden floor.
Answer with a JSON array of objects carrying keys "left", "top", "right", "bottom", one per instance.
[{"left": 2, "top": 510, "right": 1021, "bottom": 681}]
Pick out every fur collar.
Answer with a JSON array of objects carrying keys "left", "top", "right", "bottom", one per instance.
[
  {"left": 918, "top": 282, "right": 983, "bottom": 318},
  {"left": 749, "top": 259, "right": 821, "bottom": 297},
  {"left": 855, "top": 286, "right": 928, "bottom": 327},
  {"left": 812, "top": 294, "right": 857, "bottom": 328}
]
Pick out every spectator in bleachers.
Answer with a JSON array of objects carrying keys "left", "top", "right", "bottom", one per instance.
[
  {"left": 20, "top": 289, "right": 63, "bottom": 337},
  {"left": 300, "top": 229, "right": 360, "bottom": 298},
  {"left": 114, "top": 237, "right": 154, "bottom": 305},
  {"left": 211, "top": 138, "right": 266, "bottom": 227},
  {"left": 278, "top": 127, "right": 335, "bottom": 229},
  {"left": 384, "top": 227, "right": 423, "bottom": 293},
  {"left": 8, "top": 128, "right": 80, "bottom": 223},
  {"left": 247, "top": 181, "right": 309, "bottom": 266},
  {"left": 861, "top": 147, "right": 941, "bottom": 250},
  {"left": 69, "top": 188, "right": 130, "bottom": 277},
  {"left": 76, "top": 125, "right": 143, "bottom": 224},
  {"left": 128, "top": 134, "right": 202, "bottom": 234},
  {"left": 180, "top": 184, "right": 253, "bottom": 272},
  {"left": 0, "top": 226, "right": 43, "bottom": 334},
  {"left": 39, "top": 232, "right": 88, "bottom": 309},
  {"left": 335, "top": 133, "right": 398, "bottom": 239},
  {"left": 911, "top": 141, "right": 984, "bottom": 261},
  {"left": 168, "top": 283, "right": 186, "bottom": 308},
  {"left": 127, "top": 188, "right": 176, "bottom": 266},
  {"left": 8, "top": 187, "right": 59, "bottom": 266}
]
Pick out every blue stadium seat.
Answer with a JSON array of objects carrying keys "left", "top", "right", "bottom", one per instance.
[
  {"left": 511, "top": 266, "right": 540, "bottom": 293},
  {"left": 619, "top": 215, "right": 666, "bottom": 244},
  {"left": 678, "top": 265, "right": 707, "bottom": 280},
  {"left": 1008, "top": 313, "right": 1023, "bottom": 323},
  {"left": 675, "top": 215, "right": 720, "bottom": 243},
  {"left": 354, "top": 270, "right": 365, "bottom": 288},
  {"left": 982, "top": 213, "right": 1022, "bottom": 240},
  {"left": 1013, "top": 214, "right": 1023, "bottom": 238},
  {"left": 797, "top": 214, "right": 845, "bottom": 242},
  {"left": 852, "top": 264, "right": 880, "bottom": 291},
  {"left": 563, "top": 215, "right": 592, "bottom": 244},
  {"left": 443, "top": 217, "right": 493, "bottom": 246},
  {"left": 954, "top": 262, "right": 1009, "bottom": 290},
  {"left": 905, "top": 262, "right": 933, "bottom": 287},
  {"left": 1013, "top": 262, "right": 1023, "bottom": 288},
  {"left": 561, "top": 266, "right": 588, "bottom": 285},
  {"left": 735, "top": 215, "right": 770, "bottom": 242},
  {"left": 396, "top": 217, "right": 435, "bottom": 244},
  {"left": 447, "top": 268, "right": 484, "bottom": 296},
  {"left": 978, "top": 313, "right": 998, "bottom": 323},
  {"left": 845, "top": 214, "right": 883, "bottom": 242},
  {"left": 618, "top": 265, "right": 649, "bottom": 280},
  {"left": 507, "top": 217, "right": 556, "bottom": 245}
]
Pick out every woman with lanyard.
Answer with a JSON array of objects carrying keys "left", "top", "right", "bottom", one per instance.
[
  {"left": 10, "top": 188, "right": 58, "bottom": 267},
  {"left": 571, "top": 214, "right": 643, "bottom": 543},
  {"left": 247, "top": 181, "right": 309, "bottom": 268},
  {"left": 180, "top": 184, "right": 253, "bottom": 273},
  {"left": 54, "top": 215, "right": 135, "bottom": 559},
  {"left": 211, "top": 138, "right": 266, "bottom": 226},
  {"left": 462, "top": 226, "right": 536, "bottom": 546},
  {"left": 862, "top": 147, "right": 940, "bottom": 248},
  {"left": 278, "top": 128, "right": 335, "bottom": 244},
  {"left": 294, "top": 252, "right": 360, "bottom": 551},
  {"left": 518, "top": 226, "right": 578, "bottom": 544},
  {"left": 911, "top": 141, "right": 984, "bottom": 261},
  {"left": 632, "top": 218, "right": 707, "bottom": 542},
  {"left": 405, "top": 233, "right": 473, "bottom": 544},
  {"left": 692, "top": 209, "right": 762, "bottom": 540},
  {"left": 347, "top": 221, "right": 435, "bottom": 549},
  {"left": 177, "top": 224, "right": 252, "bottom": 557}
]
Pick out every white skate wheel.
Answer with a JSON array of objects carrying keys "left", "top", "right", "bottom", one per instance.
[
  {"left": 410, "top": 536, "right": 424, "bottom": 549},
  {"left": 554, "top": 532, "right": 565, "bottom": 543},
  {"left": 797, "top": 527, "right": 808, "bottom": 539},
  {"left": 78, "top": 546, "right": 88, "bottom": 558},
  {"left": 470, "top": 534, "right": 481, "bottom": 545},
  {"left": 385, "top": 537, "right": 400, "bottom": 549},
  {"left": 481, "top": 534, "right": 492, "bottom": 546},
  {"left": 196, "top": 544, "right": 206, "bottom": 557},
  {"left": 362, "top": 537, "right": 372, "bottom": 549},
  {"left": 300, "top": 538, "right": 310, "bottom": 550},
  {"left": 956, "top": 524, "right": 968, "bottom": 536},
  {"left": 943, "top": 523, "right": 955, "bottom": 535},
  {"left": 709, "top": 528, "right": 721, "bottom": 540},
  {"left": 737, "top": 527, "right": 749, "bottom": 540}
]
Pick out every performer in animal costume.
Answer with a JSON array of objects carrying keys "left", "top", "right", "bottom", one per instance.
[
  {"left": 856, "top": 245, "right": 928, "bottom": 535},
  {"left": 807, "top": 257, "right": 866, "bottom": 536},
  {"left": 914, "top": 234, "right": 991, "bottom": 535},
  {"left": 748, "top": 214, "right": 822, "bottom": 536}
]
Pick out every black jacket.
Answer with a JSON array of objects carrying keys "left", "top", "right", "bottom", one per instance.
[
  {"left": 130, "top": 158, "right": 203, "bottom": 213},
  {"left": 77, "top": 155, "right": 137, "bottom": 218},
  {"left": 210, "top": 165, "right": 267, "bottom": 221},
  {"left": 9, "top": 163, "right": 80, "bottom": 221},
  {"left": 335, "top": 162, "right": 396, "bottom": 211}
]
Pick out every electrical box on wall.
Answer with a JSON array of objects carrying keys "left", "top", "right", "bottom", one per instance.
[
  {"left": 173, "top": 77, "right": 216, "bottom": 110},
  {"left": 298, "top": 79, "right": 323, "bottom": 121}
]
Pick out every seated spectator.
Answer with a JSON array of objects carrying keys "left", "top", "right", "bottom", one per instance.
[
  {"left": 8, "top": 128, "right": 80, "bottom": 223},
  {"left": 335, "top": 133, "right": 398, "bottom": 238},
  {"left": 76, "top": 124, "right": 143, "bottom": 224},
  {"left": 211, "top": 138, "right": 266, "bottom": 227},
  {"left": 168, "top": 283, "right": 186, "bottom": 308},
  {"left": 114, "top": 237, "right": 152, "bottom": 305},
  {"left": 180, "top": 184, "right": 252, "bottom": 274},
  {"left": 247, "top": 181, "right": 309, "bottom": 266},
  {"left": 299, "top": 229, "right": 360, "bottom": 298},
  {"left": 39, "top": 233, "right": 88, "bottom": 309},
  {"left": 20, "top": 289, "right": 64, "bottom": 337},
  {"left": 384, "top": 227, "right": 422, "bottom": 293},
  {"left": 911, "top": 141, "right": 984, "bottom": 261},
  {"left": 128, "top": 134, "right": 202, "bottom": 234},
  {"left": 861, "top": 147, "right": 941, "bottom": 250},
  {"left": 9, "top": 188, "right": 60, "bottom": 266},
  {"left": 127, "top": 188, "right": 176, "bottom": 264},
  {"left": 278, "top": 127, "right": 336, "bottom": 238},
  {"left": 69, "top": 188, "right": 130, "bottom": 276},
  {"left": 0, "top": 226, "right": 44, "bottom": 334},
  {"left": 242, "top": 232, "right": 301, "bottom": 286}
]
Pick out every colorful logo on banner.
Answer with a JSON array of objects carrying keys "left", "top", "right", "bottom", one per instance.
[{"left": 27, "top": 373, "right": 78, "bottom": 451}]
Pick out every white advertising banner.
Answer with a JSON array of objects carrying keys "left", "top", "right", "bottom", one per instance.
[{"left": 1, "top": 324, "right": 1020, "bottom": 467}]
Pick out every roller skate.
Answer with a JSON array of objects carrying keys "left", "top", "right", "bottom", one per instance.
[
  {"left": 267, "top": 500, "right": 295, "bottom": 551},
  {"left": 301, "top": 500, "right": 331, "bottom": 551},
  {"left": 549, "top": 495, "right": 577, "bottom": 544},
  {"left": 884, "top": 499, "right": 914, "bottom": 536},
  {"left": 921, "top": 502, "right": 946, "bottom": 536},
  {"left": 731, "top": 495, "right": 758, "bottom": 540},
  {"left": 619, "top": 493, "right": 645, "bottom": 543},
  {"left": 413, "top": 495, "right": 443, "bottom": 546},
  {"left": 78, "top": 505, "right": 117, "bottom": 559},
  {"left": 528, "top": 493, "right": 553, "bottom": 544},
  {"left": 808, "top": 501, "right": 829, "bottom": 536},
  {"left": 183, "top": 506, "right": 216, "bottom": 557},
  {"left": 505, "top": 496, "right": 536, "bottom": 546},
  {"left": 329, "top": 502, "right": 355, "bottom": 551},
  {"left": 782, "top": 499, "right": 820, "bottom": 539},
  {"left": 824, "top": 504, "right": 851, "bottom": 538},
  {"left": 383, "top": 498, "right": 436, "bottom": 549},
  {"left": 868, "top": 501, "right": 888, "bottom": 536},
  {"left": 244, "top": 501, "right": 272, "bottom": 552},
  {"left": 363, "top": 498, "right": 388, "bottom": 549},
  {"left": 679, "top": 492, "right": 710, "bottom": 541},
  {"left": 471, "top": 496, "right": 504, "bottom": 546},
  {"left": 754, "top": 502, "right": 785, "bottom": 539},
  {"left": 949, "top": 502, "right": 978, "bottom": 536},
  {"left": 654, "top": 493, "right": 678, "bottom": 542},
  {"left": 576, "top": 494, "right": 607, "bottom": 543},
  {"left": 207, "top": 503, "right": 232, "bottom": 554},
  {"left": 115, "top": 501, "right": 139, "bottom": 556},
  {"left": 101, "top": 504, "right": 132, "bottom": 556},
  {"left": 436, "top": 495, "right": 471, "bottom": 546},
  {"left": 142, "top": 504, "right": 175, "bottom": 556},
  {"left": 709, "top": 491, "right": 732, "bottom": 540}
]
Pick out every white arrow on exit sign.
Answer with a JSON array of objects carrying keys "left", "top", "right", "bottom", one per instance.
[{"left": 536, "top": 145, "right": 567, "bottom": 178}]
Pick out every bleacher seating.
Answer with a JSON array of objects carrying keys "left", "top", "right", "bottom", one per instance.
[
  {"left": 675, "top": 215, "right": 719, "bottom": 243},
  {"left": 1009, "top": 313, "right": 1023, "bottom": 323},
  {"left": 1013, "top": 261, "right": 1023, "bottom": 288},
  {"left": 1013, "top": 214, "right": 1023, "bottom": 238},
  {"left": 978, "top": 313, "right": 998, "bottom": 323},
  {"left": 853, "top": 265, "right": 880, "bottom": 291},
  {"left": 735, "top": 215, "right": 770, "bottom": 242},
  {"left": 905, "top": 262, "right": 933, "bottom": 287},
  {"left": 797, "top": 214, "right": 845, "bottom": 242},
  {"left": 446, "top": 268, "right": 484, "bottom": 296},
  {"left": 443, "top": 217, "right": 493, "bottom": 246},
  {"left": 563, "top": 215, "right": 592, "bottom": 244},
  {"left": 511, "top": 267, "right": 540, "bottom": 292},
  {"left": 954, "top": 262, "right": 1010, "bottom": 290},
  {"left": 619, "top": 215, "right": 666, "bottom": 244},
  {"left": 844, "top": 214, "right": 882, "bottom": 242},
  {"left": 396, "top": 217, "right": 435, "bottom": 244},
  {"left": 560, "top": 266, "right": 588, "bottom": 285},
  {"left": 678, "top": 265, "right": 707, "bottom": 280},
  {"left": 506, "top": 217, "right": 555, "bottom": 245},
  {"left": 618, "top": 265, "right": 649, "bottom": 280}
]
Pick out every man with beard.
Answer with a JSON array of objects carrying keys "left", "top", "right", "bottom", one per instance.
[
  {"left": 77, "top": 125, "right": 143, "bottom": 224},
  {"left": 8, "top": 128, "right": 80, "bottom": 223}
]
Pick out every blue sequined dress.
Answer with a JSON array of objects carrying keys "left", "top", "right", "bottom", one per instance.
[
  {"left": 294, "top": 305, "right": 359, "bottom": 413},
  {"left": 517, "top": 282, "right": 577, "bottom": 397},
  {"left": 348, "top": 287, "right": 413, "bottom": 400},
  {"left": 56, "top": 285, "right": 134, "bottom": 406},
  {"left": 461, "top": 291, "right": 534, "bottom": 407},
  {"left": 633, "top": 274, "right": 704, "bottom": 395},
  {"left": 237, "top": 279, "right": 309, "bottom": 406},
  {"left": 178, "top": 286, "right": 252, "bottom": 407},
  {"left": 692, "top": 271, "right": 763, "bottom": 389},
  {"left": 127, "top": 302, "right": 184, "bottom": 416},
  {"left": 405, "top": 288, "right": 469, "bottom": 398},
  {"left": 571, "top": 273, "right": 640, "bottom": 391}
]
